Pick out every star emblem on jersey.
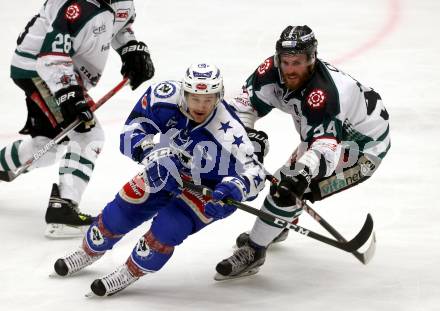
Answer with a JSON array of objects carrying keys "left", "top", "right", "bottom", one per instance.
[
  {"left": 232, "top": 135, "right": 244, "bottom": 147},
  {"left": 253, "top": 174, "right": 263, "bottom": 187},
  {"left": 218, "top": 121, "right": 233, "bottom": 133},
  {"left": 307, "top": 89, "right": 327, "bottom": 109},
  {"left": 65, "top": 4, "right": 81, "bottom": 22}
]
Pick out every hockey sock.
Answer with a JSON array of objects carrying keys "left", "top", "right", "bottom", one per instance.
[
  {"left": 84, "top": 214, "right": 124, "bottom": 255},
  {"left": 128, "top": 230, "right": 174, "bottom": 275},
  {"left": 0, "top": 140, "right": 23, "bottom": 172},
  {"left": 249, "top": 196, "right": 302, "bottom": 247}
]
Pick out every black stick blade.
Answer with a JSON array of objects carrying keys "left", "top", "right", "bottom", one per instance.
[
  {"left": 357, "top": 232, "right": 376, "bottom": 265},
  {"left": 342, "top": 214, "right": 374, "bottom": 252}
]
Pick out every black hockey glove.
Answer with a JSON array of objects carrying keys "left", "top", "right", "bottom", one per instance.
[
  {"left": 245, "top": 127, "right": 269, "bottom": 163},
  {"left": 119, "top": 40, "right": 155, "bottom": 90},
  {"left": 270, "top": 167, "right": 311, "bottom": 206},
  {"left": 55, "top": 85, "right": 95, "bottom": 132}
]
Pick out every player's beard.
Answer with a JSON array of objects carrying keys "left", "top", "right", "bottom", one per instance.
[{"left": 282, "top": 65, "right": 314, "bottom": 91}]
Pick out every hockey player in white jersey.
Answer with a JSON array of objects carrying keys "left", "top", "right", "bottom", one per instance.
[
  {"left": 215, "top": 25, "right": 390, "bottom": 279},
  {"left": 0, "top": 0, "right": 155, "bottom": 238}
]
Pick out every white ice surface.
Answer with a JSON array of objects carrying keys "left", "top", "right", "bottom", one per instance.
[{"left": 1, "top": 0, "right": 439, "bottom": 310}]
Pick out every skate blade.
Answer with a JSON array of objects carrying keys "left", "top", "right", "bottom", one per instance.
[
  {"left": 85, "top": 291, "right": 97, "bottom": 298},
  {"left": 45, "top": 223, "right": 88, "bottom": 239},
  {"left": 48, "top": 272, "right": 63, "bottom": 278},
  {"left": 214, "top": 267, "right": 260, "bottom": 281}
]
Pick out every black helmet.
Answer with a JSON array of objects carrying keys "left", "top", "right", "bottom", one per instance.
[{"left": 275, "top": 25, "right": 318, "bottom": 65}]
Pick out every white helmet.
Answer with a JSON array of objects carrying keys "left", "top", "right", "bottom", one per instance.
[{"left": 179, "top": 63, "right": 224, "bottom": 117}]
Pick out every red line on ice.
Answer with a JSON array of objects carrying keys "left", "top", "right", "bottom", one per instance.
[{"left": 331, "top": 0, "right": 401, "bottom": 65}]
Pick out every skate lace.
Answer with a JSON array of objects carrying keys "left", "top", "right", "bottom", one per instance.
[
  {"left": 64, "top": 248, "right": 100, "bottom": 274},
  {"left": 229, "top": 245, "right": 255, "bottom": 272},
  {"left": 101, "top": 265, "right": 139, "bottom": 295}
]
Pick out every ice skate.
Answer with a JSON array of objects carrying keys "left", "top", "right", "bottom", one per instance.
[
  {"left": 87, "top": 264, "right": 139, "bottom": 297},
  {"left": 54, "top": 247, "right": 102, "bottom": 277},
  {"left": 215, "top": 243, "right": 266, "bottom": 281},
  {"left": 236, "top": 228, "right": 290, "bottom": 248},
  {"left": 45, "top": 184, "right": 95, "bottom": 238}
]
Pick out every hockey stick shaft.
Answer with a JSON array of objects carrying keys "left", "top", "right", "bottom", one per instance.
[
  {"left": 266, "top": 173, "right": 375, "bottom": 264},
  {"left": 0, "top": 78, "right": 129, "bottom": 182},
  {"left": 182, "top": 180, "right": 367, "bottom": 253}
]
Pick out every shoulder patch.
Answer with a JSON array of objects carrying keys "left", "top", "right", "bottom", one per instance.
[
  {"left": 257, "top": 57, "right": 274, "bottom": 76},
  {"left": 301, "top": 61, "right": 341, "bottom": 124},
  {"left": 153, "top": 81, "right": 177, "bottom": 99},
  {"left": 52, "top": 0, "right": 108, "bottom": 37},
  {"left": 65, "top": 3, "right": 81, "bottom": 22},
  {"left": 306, "top": 88, "right": 327, "bottom": 110}
]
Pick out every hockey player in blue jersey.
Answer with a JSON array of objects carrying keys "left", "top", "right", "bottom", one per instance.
[{"left": 53, "top": 63, "right": 266, "bottom": 296}]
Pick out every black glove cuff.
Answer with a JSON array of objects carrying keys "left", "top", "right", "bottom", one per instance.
[
  {"left": 118, "top": 40, "right": 150, "bottom": 58},
  {"left": 245, "top": 127, "right": 269, "bottom": 163},
  {"left": 278, "top": 166, "right": 312, "bottom": 199},
  {"left": 55, "top": 85, "right": 84, "bottom": 106}
]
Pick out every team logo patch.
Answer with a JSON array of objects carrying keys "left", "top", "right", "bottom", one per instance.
[
  {"left": 135, "top": 237, "right": 152, "bottom": 258},
  {"left": 119, "top": 172, "right": 149, "bottom": 204},
  {"left": 65, "top": 4, "right": 81, "bottom": 22},
  {"left": 116, "top": 9, "right": 130, "bottom": 21},
  {"left": 307, "top": 89, "right": 327, "bottom": 109},
  {"left": 257, "top": 58, "right": 273, "bottom": 75},
  {"left": 59, "top": 74, "right": 72, "bottom": 86},
  {"left": 153, "top": 81, "right": 176, "bottom": 99},
  {"left": 90, "top": 225, "right": 104, "bottom": 246},
  {"left": 196, "top": 83, "right": 207, "bottom": 90}
]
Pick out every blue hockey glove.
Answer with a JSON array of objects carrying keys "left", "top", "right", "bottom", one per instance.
[
  {"left": 212, "top": 177, "right": 246, "bottom": 202},
  {"left": 204, "top": 177, "right": 248, "bottom": 220},
  {"left": 144, "top": 147, "right": 182, "bottom": 194},
  {"left": 204, "top": 201, "right": 236, "bottom": 220}
]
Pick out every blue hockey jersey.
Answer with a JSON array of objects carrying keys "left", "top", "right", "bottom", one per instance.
[{"left": 120, "top": 80, "right": 266, "bottom": 199}]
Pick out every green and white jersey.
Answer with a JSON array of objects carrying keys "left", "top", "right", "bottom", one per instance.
[
  {"left": 11, "top": 0, "right": 138, "bottom": 92},
  {"left": 229, "top": 56, "right": 390, "bottom": 178}
]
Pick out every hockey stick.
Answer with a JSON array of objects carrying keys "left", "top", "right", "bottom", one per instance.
[
  {"left": 299, "top": 200, "right": 376, "bottom": 265},
  {"left": 264, "top": 174, "right": 376, "bottom": 264},
  {"left": 0, "top": 77, "right": 129, "bottom": 182},
  {"left": 182, "top": 180, "right": 372, "bottom": 253}
]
